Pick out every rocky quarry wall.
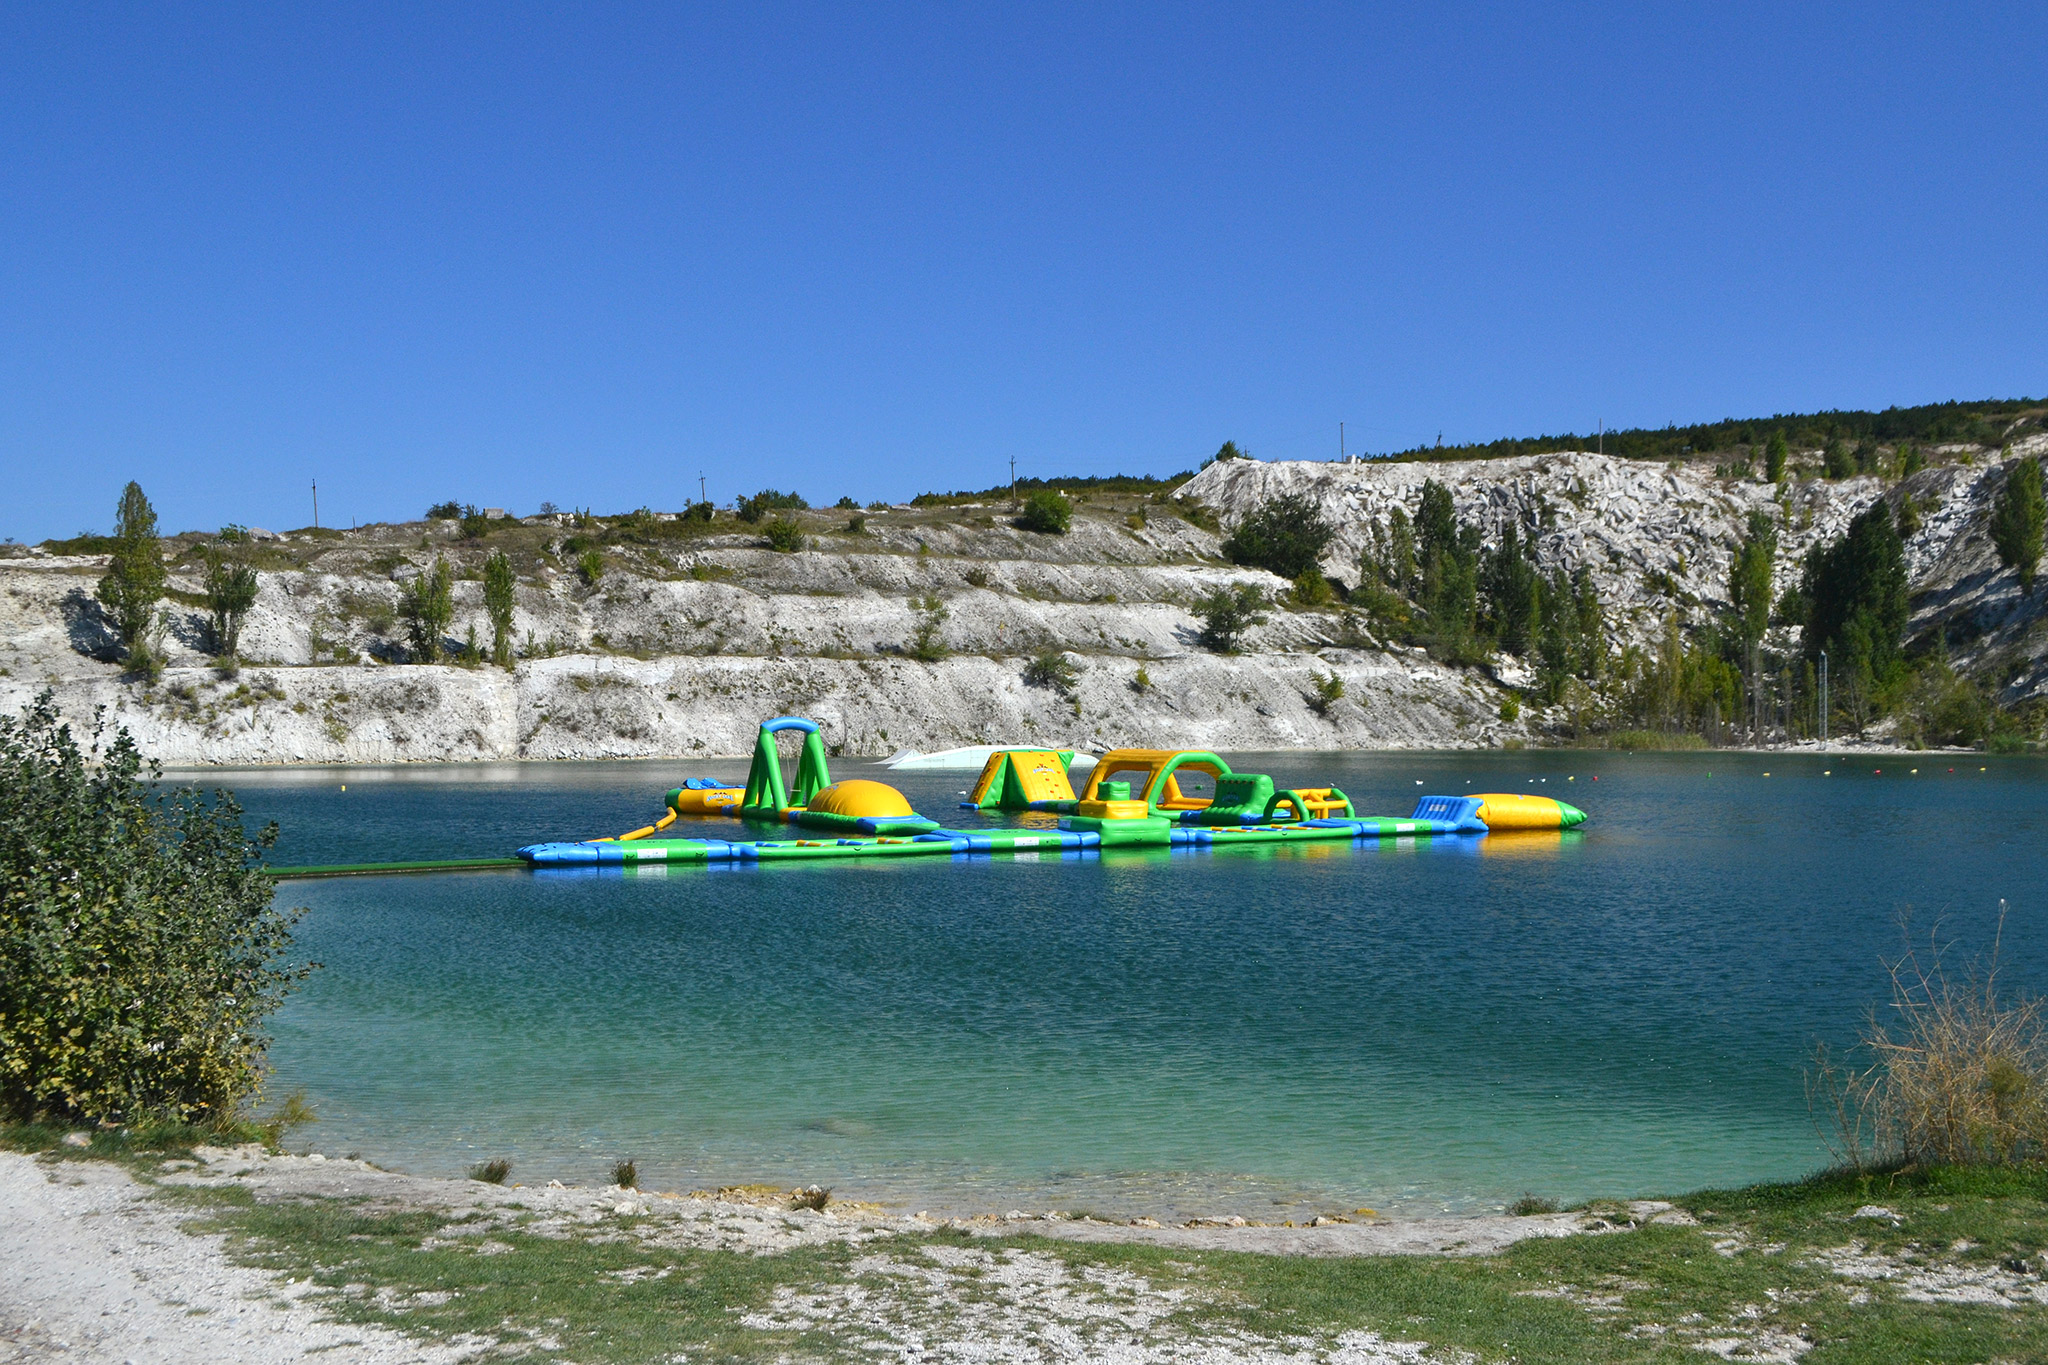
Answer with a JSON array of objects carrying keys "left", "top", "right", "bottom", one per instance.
[{"left": 5, "top": 438, "right": 2044, "bottom": 764}]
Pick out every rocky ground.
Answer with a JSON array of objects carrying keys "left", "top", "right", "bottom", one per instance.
[
  {"left": 4, "top": 439, "right": 2044, "bottom": 763},
  {"left": 0, "top": 1145, "right": 1704, "bottom": 1365},
  {"left": 8, "top": 1143, "right": 2046, "bottom": 1364}
]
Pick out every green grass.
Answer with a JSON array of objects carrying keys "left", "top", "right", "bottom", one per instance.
[
  {"left": 179, "top": 1196, "right": 867, "bottom": 1362},
  {"left": 1606, "top": 729, "right": 1711, "bottom": 751},
  {"left": 0, "top": 1116, "right": 266, "bottom": 1172},
  {"left": 12, "top": 1120, "right": 2048, "bottom": 1363},
  {"left": 165, "top": 1166, "right": 2048, "bottom": 1362}
]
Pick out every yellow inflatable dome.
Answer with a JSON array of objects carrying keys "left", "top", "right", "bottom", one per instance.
[{"left": 804, "top": 779, "right": 916, "bottom": 819}]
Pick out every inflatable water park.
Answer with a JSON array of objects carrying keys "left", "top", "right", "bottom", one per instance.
[{"left": 512, "top": 716, "right": 1587, "bottom": 869}]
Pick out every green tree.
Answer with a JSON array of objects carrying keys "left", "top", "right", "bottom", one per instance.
[
  {"left": 1989, "top": 453, "right": 2045, "bottom": 591},
  {"left": 737, "top": 489, "right": 808, "bottom": 523},
  {"left": 1194, "top": 584, "right": 1266, "bottom": 653},
  {"left": 398, "top": 558, "right": 455, "bottom": 663},
  {"left": 202, "top": 546, "right": 259, "bottom": 660},
  {"left": 1015, "top": 490, "right": 1072, "bottom": 535},
  {"left": 1479, "top": 521, "right": 1539, "bottom": 654},
  {"left": 1823, "top": 438, "right": 1857, "bottom": 479},
  {"left": 482, "top": 551, "right": 517, "bottom": 667},
  {"left": 907, "top": 593, "right": 949, "bottom": 661},
  {"left": 1412, "top": 481, "right": 1481, "bottom": 659},
  {"left": 1385, "top": 507, "right": 1416, "bottom": 592},
  {"left": 94, "top": 482, "right": 166, "bottom": 657},
  {"left": 1728, "top": 509, "right": 1777, "bottom": 656},
  {"left": 1205, "top": 440, "right": 1248, "bottom": 466},
  {"left": 1571, "top": 566, "right": 1606, "bottom": 680},
  {"left": 1534, "top": 570, "right": 1573, "bottom": 703},
  {"left": 1764, "top": 430, "right": 1789, "bottom": 483},
  {"left": 0, "top": 692, "right": 309, "bottom": 1123},
  {"left": 1415, "top": 480, "right": 1460, "bottom": 568},
  {"left": 1221, "top": 491, "right": 1335, "bottom": 581},
  {"left": 1801, "top": 503, "right": 1909, "bottom": 730}
]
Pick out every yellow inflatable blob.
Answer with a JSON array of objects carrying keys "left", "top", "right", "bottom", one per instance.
[
  {"left": 805, "top": 779, "right": 916, "bottom": 819},
  {"left": 1472, "top": 793, "right": 1587, "bottom": 831}
]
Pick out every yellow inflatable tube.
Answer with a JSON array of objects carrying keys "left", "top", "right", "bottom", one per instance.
[{"left": 1471, "top": 793, "right": 1586, "bottom": 831}]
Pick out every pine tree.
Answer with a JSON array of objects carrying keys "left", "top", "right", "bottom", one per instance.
[
  {"left": 1764, "top": 430, "right": 1789, "bottom": 484},
  {"left": 1728, "top": 509, "right": 1777, "bottom": 655},
  {"left": 1990, "top": 453, "right": 2045, "bottom": 591}
]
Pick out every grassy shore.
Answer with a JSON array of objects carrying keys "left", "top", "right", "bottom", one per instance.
[{"left": 8, "top": 1123, "right": 2048, "bottom": 1363}]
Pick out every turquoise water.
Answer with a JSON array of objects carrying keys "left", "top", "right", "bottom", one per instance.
[{"left": 213, "top": 751, "right": 2048, "bottom": 1219}]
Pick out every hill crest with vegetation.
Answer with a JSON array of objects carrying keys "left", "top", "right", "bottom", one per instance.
[{"left": 5, "top": 400, "right": 2047, "bottom": 761}]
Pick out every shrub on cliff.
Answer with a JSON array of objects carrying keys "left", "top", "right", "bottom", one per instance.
[
  {"left": 1023, "top": 648, "right": 1079, "bottom": 695},
  {"left": 1015, "top": 490, "right": 1072, "bottom": 535},
  {"left": 0, "top": 693, "right": 309, "bottom": 1124},
  {"left": 1194, "top": 584, "right": 1266, "bottom": 653},
  {"left": 1221, "top": 491, "right": 1333, "bottom": 581},
  {"left": 907, "top": 594, "right": 949, "bottom": 661}
]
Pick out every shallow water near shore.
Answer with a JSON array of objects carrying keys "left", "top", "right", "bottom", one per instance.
[{"left": 214, "top": 750, "right": 2048, "bottom": 1220}]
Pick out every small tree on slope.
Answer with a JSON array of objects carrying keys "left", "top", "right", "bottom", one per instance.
[
  {"left": 95, "top": 481, "right": 166, "bottom": 663},
  {"left": 482, "top": 551, "right": 517, "bottom": 668},
  {"left": 203, "top": 546, "right": 259, "bottom": 660},
  {"left": 1990, "top": 453, "right": 2045, "bottom": 591}
]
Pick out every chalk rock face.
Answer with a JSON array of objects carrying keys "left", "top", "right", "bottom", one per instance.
[
  {"left": 1180, "top": 438, "right": 2048, "bottom": 701},
  {"left": 5, "top": 437, "right": 2045, "bottom": 764}
]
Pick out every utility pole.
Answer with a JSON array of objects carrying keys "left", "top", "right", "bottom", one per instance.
[
  {"left": 1598, "top": 421, "right": 1603, "bottom": 457},
  {"left": 1752, "top": 642, "right": 1762, "bottom": 740},
  {"left": 1819, "top": 651, "right": 1829, "bottom": 747},
  {"left": 312, "top": 479, "right": 319, "bottom": 529},
  {"left": 699, "top": 473, "right": 707, "bottom": 504},
  {"left": 1339, "top": 421, "right": 1345, "bottom": 462},
  {"left": 1009, "top": 457, "right": 1017, "bottom": 507}
]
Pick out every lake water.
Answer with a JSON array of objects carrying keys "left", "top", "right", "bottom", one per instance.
[{"left": 208, "top": 750, "right": 2048, "bottom": 1220}]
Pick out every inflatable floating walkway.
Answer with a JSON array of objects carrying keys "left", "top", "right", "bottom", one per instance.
[{"left": 515, "top": 717, "right": 1586, "bottom": 869}]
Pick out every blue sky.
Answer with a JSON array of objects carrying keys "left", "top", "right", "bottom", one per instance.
[{"left": 3, "top": 2, "right": 2043, "bottom": 540}]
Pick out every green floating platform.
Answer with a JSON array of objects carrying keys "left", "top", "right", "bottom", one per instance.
[{"left": 269, "top": 857, "right": 529, "bottom": 880}]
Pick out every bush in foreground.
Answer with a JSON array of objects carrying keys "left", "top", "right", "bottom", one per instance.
[
  {"left": 1813, "top": 902, "right": 2048, "bottom": 1171},
  {"left": 0, "top": 693, "right": 310, "bottom": 1125}
]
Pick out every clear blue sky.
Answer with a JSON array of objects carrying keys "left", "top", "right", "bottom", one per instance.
[{"left": 3, "top": 3, "right": 2043, "bottom": 541}]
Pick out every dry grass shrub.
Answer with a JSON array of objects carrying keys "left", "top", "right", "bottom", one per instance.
[{"left": 1812, "top": 902, "right": 2048, "bottom": 1170}]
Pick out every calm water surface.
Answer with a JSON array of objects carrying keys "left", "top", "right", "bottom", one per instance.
[{"left": 203, "top": 751, "right": 2048, "bottom": 1219}]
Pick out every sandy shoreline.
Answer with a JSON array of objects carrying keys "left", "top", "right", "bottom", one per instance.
[{"left": 0, "top": 1144, "right": 1687, "bottom": 1363}]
